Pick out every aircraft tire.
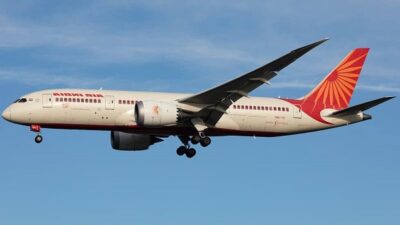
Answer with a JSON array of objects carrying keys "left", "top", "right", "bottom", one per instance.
[{"left": 35, "top": 135, "right": 43, "bottom": 144}]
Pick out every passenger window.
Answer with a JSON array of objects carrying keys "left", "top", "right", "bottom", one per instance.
[
  {"left": 85, "top": 99, "right": 88, "bottom": 103},
  {"left": 89, "top": 99, "right": 93, "bottom": 103},
  {"left": 257, "top": 106, "right": 260, "bottom": 110},
  {"left": 60, "top": 98, "right": 63, "bottom": 102},
  {"left": 98, "top": 99, "right": 101, "bottom": 103}
]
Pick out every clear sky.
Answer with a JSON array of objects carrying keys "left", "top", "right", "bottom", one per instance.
[{"left": 0, "top": 1, "right": 399, "bottom": 225}]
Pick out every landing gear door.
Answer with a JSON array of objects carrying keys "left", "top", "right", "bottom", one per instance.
[
  {"left": 105, "top": 96, "right": 115, "bottom": 110},
  {"left": 42, "top": 94, "right": 53, "bottom": 108},
  {"left": 293, "top": 105, "right": 302, "bottom": 119}
]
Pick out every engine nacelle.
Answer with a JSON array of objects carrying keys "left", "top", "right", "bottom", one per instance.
[
  {"left": 111, "top": 131, "right": 162, "bottom": 151},
  {"left": 134, "top": 100, "right": 179, "bottom": 127}
]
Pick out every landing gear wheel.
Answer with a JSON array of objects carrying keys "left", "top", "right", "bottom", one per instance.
[
  {"left": 185, "top": 148, "right": 196, "bottom": 158},
  {"left": 176, "top": 146, "right": 186, "bottom": 156},
  {"left": 35, "top": 135, "right": 43, "bottom": 144},
  {"left": 200, "top": 136, "right": 211, "bottom": 147},
  {"left": 191, "top": 135, "right": 201, "bottom": 145}
]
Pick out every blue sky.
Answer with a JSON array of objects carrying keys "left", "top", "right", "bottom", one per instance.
[{"left": 0, "top": 1, "right": 399, "bottom": 224}]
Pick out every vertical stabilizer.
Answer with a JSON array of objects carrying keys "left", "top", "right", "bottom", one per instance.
[{"left": 301, "top": 48, "right": 369, "bottom": 113}]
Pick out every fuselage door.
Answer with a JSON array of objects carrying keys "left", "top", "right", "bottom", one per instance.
[
  {"left": 105, "top": 96, "right": 115, "bottom": 110},
  {"left": 42, "top": 94, "right": 53, "bottom": 108},
  {"left": 293, "top": 105, "right": 302, "bottom": 119}
]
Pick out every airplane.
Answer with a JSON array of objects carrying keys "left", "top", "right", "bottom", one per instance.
[{"left": 2, "top": 39, "right": 394, "bottom": 158}]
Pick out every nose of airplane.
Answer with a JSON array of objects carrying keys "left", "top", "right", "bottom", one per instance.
[{"left": 2, "top": 106, "right": 11, "bottom": 121}]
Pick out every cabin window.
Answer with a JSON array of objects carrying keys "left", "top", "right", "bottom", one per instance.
[
  {"left": 55, "top": 98, "right": 59, "bottom": 102},
  {"left": 98, "top": 99, "right": 102, "bottom": 103},
  {"left": 89, "top": 99, "right": 93, "bottom": 103},
  {"left": 278, "top": 107, "right": 281, "bottom": 111},
  {"left": 72, "top": 98, "right": 76, "bottom": 102},
  {"left": 60, "top": 98, "right": 63, "bottom": 102},
  {"left": 257, "top": 106, "right": 260, "bottom": 110},
  {"left": 68, "top": 98, "right": 72, "bottom": 102}
]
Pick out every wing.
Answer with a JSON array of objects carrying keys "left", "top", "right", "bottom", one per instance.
[{"left": 179, "top": 38, "right": 328, "bottom": 126}]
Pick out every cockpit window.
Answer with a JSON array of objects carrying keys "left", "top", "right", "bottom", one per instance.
[
  {"left": 18, "top": 98, "right": 27, "bottom": 103},
  {"left": 14, "top": 99, "right": 20, "bottom": 103}
]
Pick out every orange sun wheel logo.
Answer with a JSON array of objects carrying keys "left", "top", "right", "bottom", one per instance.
[
  {"left": 313, "top": 51, "right": 367, "bottom": 108},
  {"left": 152, "top": 105, "right": 160, "bottom": 115}
]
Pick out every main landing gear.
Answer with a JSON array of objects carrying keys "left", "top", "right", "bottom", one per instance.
[
  {"left": 177, "top": 134, "right": 212, "bottom": 158},
  {"left": 31, "top": 125, "right": 43, "bottom": 144}
]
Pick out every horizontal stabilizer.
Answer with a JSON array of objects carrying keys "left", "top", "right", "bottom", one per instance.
[{"left": 328, "top": 96, "right": 395, "bottom": 117}]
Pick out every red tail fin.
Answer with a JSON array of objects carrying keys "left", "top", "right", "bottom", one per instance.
[{"left": 302, "top": 48, "right": 369, "bottom": 111}]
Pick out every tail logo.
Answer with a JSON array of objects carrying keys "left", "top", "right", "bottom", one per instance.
[
  {"left": 313, "top": 51, "right": 368, "bottom": 109},
  {"left": 284, "top": 48, "right": 370, "bottom": 124}
]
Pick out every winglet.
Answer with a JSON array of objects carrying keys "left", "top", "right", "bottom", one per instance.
[{"left": 270, "top": 38, "right": 328, "bottom": 71}]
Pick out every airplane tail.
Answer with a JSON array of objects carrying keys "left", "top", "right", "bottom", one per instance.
[{"left": 301, "top": 48, "right": 370, "bottom": 112}]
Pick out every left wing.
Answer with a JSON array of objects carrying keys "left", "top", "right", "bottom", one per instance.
[{"left": 179, "top": 38, "right": 328, "bottom": 126}]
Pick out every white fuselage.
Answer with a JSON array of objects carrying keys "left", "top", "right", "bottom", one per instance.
[{"left": 2, "top": 89, "right": 364, "bottom": 137}]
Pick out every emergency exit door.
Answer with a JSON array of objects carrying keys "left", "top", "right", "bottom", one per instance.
[
  {"left": 293, "top": 105, "right": 302, "bottom": 119},
  {"left": 105, "top": 96, "right": 115, "bottom": 110},
  {"left": 42, "top": 94, "right": 53, "bottom": 108}
]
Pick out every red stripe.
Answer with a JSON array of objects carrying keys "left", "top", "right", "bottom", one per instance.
[{"left": 28, "top": 123, "right": 288, "bottom": 137}]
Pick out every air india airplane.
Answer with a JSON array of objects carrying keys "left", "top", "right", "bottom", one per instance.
[{"left": 2, "top": 39, "right": 394, "bottom": 158}]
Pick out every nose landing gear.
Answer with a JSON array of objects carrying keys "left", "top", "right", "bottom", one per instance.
[
  {"left": 35, "top": 135, "right": 43, "bottom": 143},
  {"left": 31, "top": 125, "right": 43, "bottom": 144}
]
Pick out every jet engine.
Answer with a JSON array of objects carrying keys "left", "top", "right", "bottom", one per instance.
[
  {"left": 111, "top": 131, "right": 163, "bottom": 151},
  {"left": 134, "top": 100, "right": 179, "bottom": 127}
]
